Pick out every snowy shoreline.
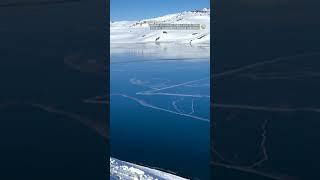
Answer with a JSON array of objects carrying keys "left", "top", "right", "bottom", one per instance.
[{"left": 110, "top": 8, "right": 210, "bottom": 44}]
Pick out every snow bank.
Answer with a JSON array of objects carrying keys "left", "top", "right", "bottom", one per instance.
[{"left": 110, "top": 157, "right": 189, "bottom": 180}]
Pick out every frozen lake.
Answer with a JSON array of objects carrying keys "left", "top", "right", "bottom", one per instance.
[{"left": 110, "top": 43, "right": 210, "bottom": 179}]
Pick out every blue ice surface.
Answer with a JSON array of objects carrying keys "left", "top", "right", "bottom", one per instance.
[{"left": 110, "top": 43, "right": 210, "bottom": 180}]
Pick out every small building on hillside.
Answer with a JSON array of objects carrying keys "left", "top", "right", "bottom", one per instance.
[{"left": 149, "top": 23, "right": 201, "bottom": 30}]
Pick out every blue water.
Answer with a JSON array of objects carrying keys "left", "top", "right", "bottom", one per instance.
[{"left": 110, "top": 44, "right": 210, "bottom": 179}]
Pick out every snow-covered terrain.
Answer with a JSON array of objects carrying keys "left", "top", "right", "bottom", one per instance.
[
  {"left": 110, "top": 158, "right": 189, "bottom": 180},
  {"left": 110, "top": 8, "right": 210, "bottom": 44}
]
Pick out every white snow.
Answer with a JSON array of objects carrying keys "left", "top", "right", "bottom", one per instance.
[
  {"left": 110, "top": 9, "right": 210, "bottom": 44},
  {"left": 110, "top": 157, "right": 189, "bottom": 180}
]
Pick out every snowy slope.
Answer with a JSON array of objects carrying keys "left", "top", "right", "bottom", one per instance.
[
  {"left": 110, "top": 158, "right": 189, "bottom": 180},
  {"left": 110, "top": 8, "right": 210, "bottom": 44}
]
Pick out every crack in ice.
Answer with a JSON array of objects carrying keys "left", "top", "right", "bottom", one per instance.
[{"left": 112, "top": 94, "right": 209, "bottom": 122}]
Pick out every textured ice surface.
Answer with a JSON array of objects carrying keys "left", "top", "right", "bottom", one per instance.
[{"left": 110, "top": 158, "right": 189, "bottom": 180}]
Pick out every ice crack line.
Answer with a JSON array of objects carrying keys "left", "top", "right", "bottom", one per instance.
[
  {"left": 213, "top": 52, "right": 320, "bottom": 80},
  {"left": 211, "top": 119, "right": 296, "bottom": 180},
  {"left": 172, "top": 100, "right": 184, "bottom": 113},
  {"left": 189, "top": 99, "right": 195, "bottom": 115},
  {"left": 212, "top": 161, "right": 297, "bottom": 180},
  {"left": 0, "top": 102, "right": 108, "bottom": 139},
  {"left": 213, "top": 103, "right": 320, "bottom": 113},
  {"left": 249, "top": 119, "right": 269, "bottom": 168},
  {"left": 111, "top": 94, "right": 209, "bottom": 122},
  {"left": 137, "top": 77, "right": 210, "bottom": 96},
  {"left": 139, "top": 92, "right": 209, "bottom": 98}
]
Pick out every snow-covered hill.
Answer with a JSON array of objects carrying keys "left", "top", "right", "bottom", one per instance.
[{"left": 110, "top": 8, "right": 210, "bottom": 44}]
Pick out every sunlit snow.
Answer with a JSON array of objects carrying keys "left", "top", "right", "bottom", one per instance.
[{"left": 110, "top": 8, "right": 210, "bottom": 44}]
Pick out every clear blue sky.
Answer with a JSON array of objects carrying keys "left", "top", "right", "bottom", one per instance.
[{"left": 111, "top": 0, "right": 210, "bottom": 21}]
